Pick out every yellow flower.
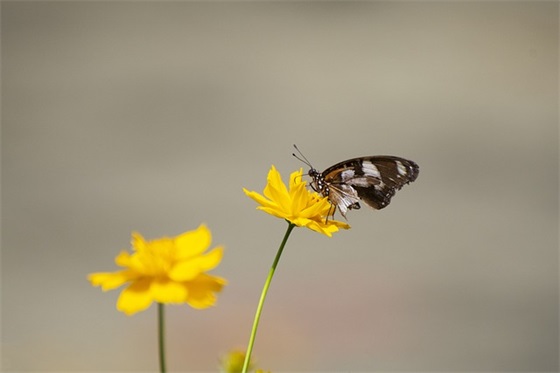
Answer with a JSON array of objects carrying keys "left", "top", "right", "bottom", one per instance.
[
  {"left": 88, "top": 224, "right": 226, "bottom": 315},
  {"left": 220, "top": 350, "right": 252, "bottom": 373},
  {"left": 219, "top": 350, "right": 270, "bottom": 373},
  {"left": 243, "top": 165, "right": 350, "bottom": 237}
]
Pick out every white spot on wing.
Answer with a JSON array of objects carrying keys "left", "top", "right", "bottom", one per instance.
[
  {"left": 351, "top": 177, "right": 374, "bottom": 187},
  {"left": 396, "top": 161, "right": 407, "bottom": 177},
  {"left": 341, "top": 169, "right": 355, "bottom": 181},
  {"left": 362, "top": 161, "right": 381, "bottom": 178}
]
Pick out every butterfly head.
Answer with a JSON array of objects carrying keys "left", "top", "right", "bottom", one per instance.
[
  {"left": 292, "top": 145, "right": 326, "bottom": 194},
  {"left": 307, "top": 167, "right": 319, "bottom": 178},
  {"left": 307, "top": 167, "right": 327, "bottom": 194}
]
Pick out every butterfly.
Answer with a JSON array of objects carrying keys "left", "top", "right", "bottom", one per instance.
[{"left": 293, "top": 145, "right": 419, "bottom": 218}]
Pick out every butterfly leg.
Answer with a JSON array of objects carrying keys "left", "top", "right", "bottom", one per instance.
[{"left": 325, "top": 203, "right": 337, "bottom": 223}]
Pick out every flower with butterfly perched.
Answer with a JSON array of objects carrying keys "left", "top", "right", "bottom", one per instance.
[
  {"left": 88, "top": 224, "right": 226, "bottom": 315},
  {"left": 243, "top": 165, "right": 350, "bottom": 237},
  {"left": 240, "top": 165, "right": 349, "bottom": 373}
]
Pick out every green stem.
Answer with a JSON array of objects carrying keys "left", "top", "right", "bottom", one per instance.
[
  {"left": 242, "top": 222, "right": 296, "bottom": 373},
  {"left": 158, "top": 303, "right": 166, "bottom": 373}
]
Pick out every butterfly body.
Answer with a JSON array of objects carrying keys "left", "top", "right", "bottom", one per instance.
[{"left": 307, "top": 156, "right": 419, "bottom": 218}]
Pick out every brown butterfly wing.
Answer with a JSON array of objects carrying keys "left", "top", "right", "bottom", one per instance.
[{"left": 323, "top": 156, "right": 419, "bottom": 212}]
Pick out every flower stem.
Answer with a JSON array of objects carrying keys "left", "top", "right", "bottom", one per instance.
[
  {"left": 242, "top": 222, "right": 296, "bottom": 373},
  {"left": 158, "top": 303, "right": 166, "bottom": 373}
]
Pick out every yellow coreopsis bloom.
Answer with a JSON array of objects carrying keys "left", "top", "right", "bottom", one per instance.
[
  {"left": 243, "top": 165, "right": 349, "bottom": 237},
  {"left": 219, "top": 350, "right": 271, "bottom": 373},
  {"left": 220, "top": 350, "right": 253, "bottom": 373},
  {"left": 88, "top": 224, "right": 226, "bottom": 315}
]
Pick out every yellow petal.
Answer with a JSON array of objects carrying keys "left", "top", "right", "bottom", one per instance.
[
  {"left": 131, "top": 232, "right": 147, "bottom": 252},
  {"left": 263, "top": 166, "right": 290, "bottom": 206},
  {"left": 185, "top": 274, "right": 227, "bottom": 309},
  {"left": 308, "top": 217, "right": 350, "bottom": 237},
  {"left": 290, "top": 216, "right": 313, "bottom": 228},
  {"left": 175, "top": 224, "right": 211, "bottom": 259},
  {"left": 169, "top": 246, "right": 224, "bottom": 282},
  {"left": 243, "top": 188, "right": 278, "bottom": 210},
  {"left": 88, "top": 270, "right": 133, "bottom": 291},
  {"left": 126, "top": 250, "right": 152, "bottom": 274},
  {"left": 117, "top": 278, "right": 153, "bottom": 315},
  {"left": 256, "top": 206, "right": 289, "bottom": 220},
  {"left": 305, "top": 221, "right": 335, "bottom": 237},
  {"left": 115, "top": 250, "right": 133, "bottom": 267},
  {"left": 150, "top": 278, "right": 188, "bottom": 303},
  {"left": 288, "top": 168, "right": 304, "bottom": 189},
  {"left": 196, "top": 245, "right": 224, "bottom": 271},
  {"left": 263, "top": 182, "right": 289, "bottom": 208},
  {"left": 290, "top": 181, "right": 308, "bottom": 214},
  {"left": 268, "top": 165, "right": 289, "bottom": 194},
  {"left": 301, "top": 194, "right": 330, "bottom": 216},
  {"left": 329, "top": 220, "right": 351, "bottom": 230},
  {"left": 168, "top": 262, "right": 200, "bottom": 282}
]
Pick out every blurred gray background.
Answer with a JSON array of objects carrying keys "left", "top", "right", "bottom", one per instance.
[{"left": 2, "top": 2, "right": 558, "bottom": 372}]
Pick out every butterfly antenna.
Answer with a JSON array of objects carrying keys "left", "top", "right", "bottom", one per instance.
[{"left": 292, "top": 144, "right": 314, "bottom": 169}]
